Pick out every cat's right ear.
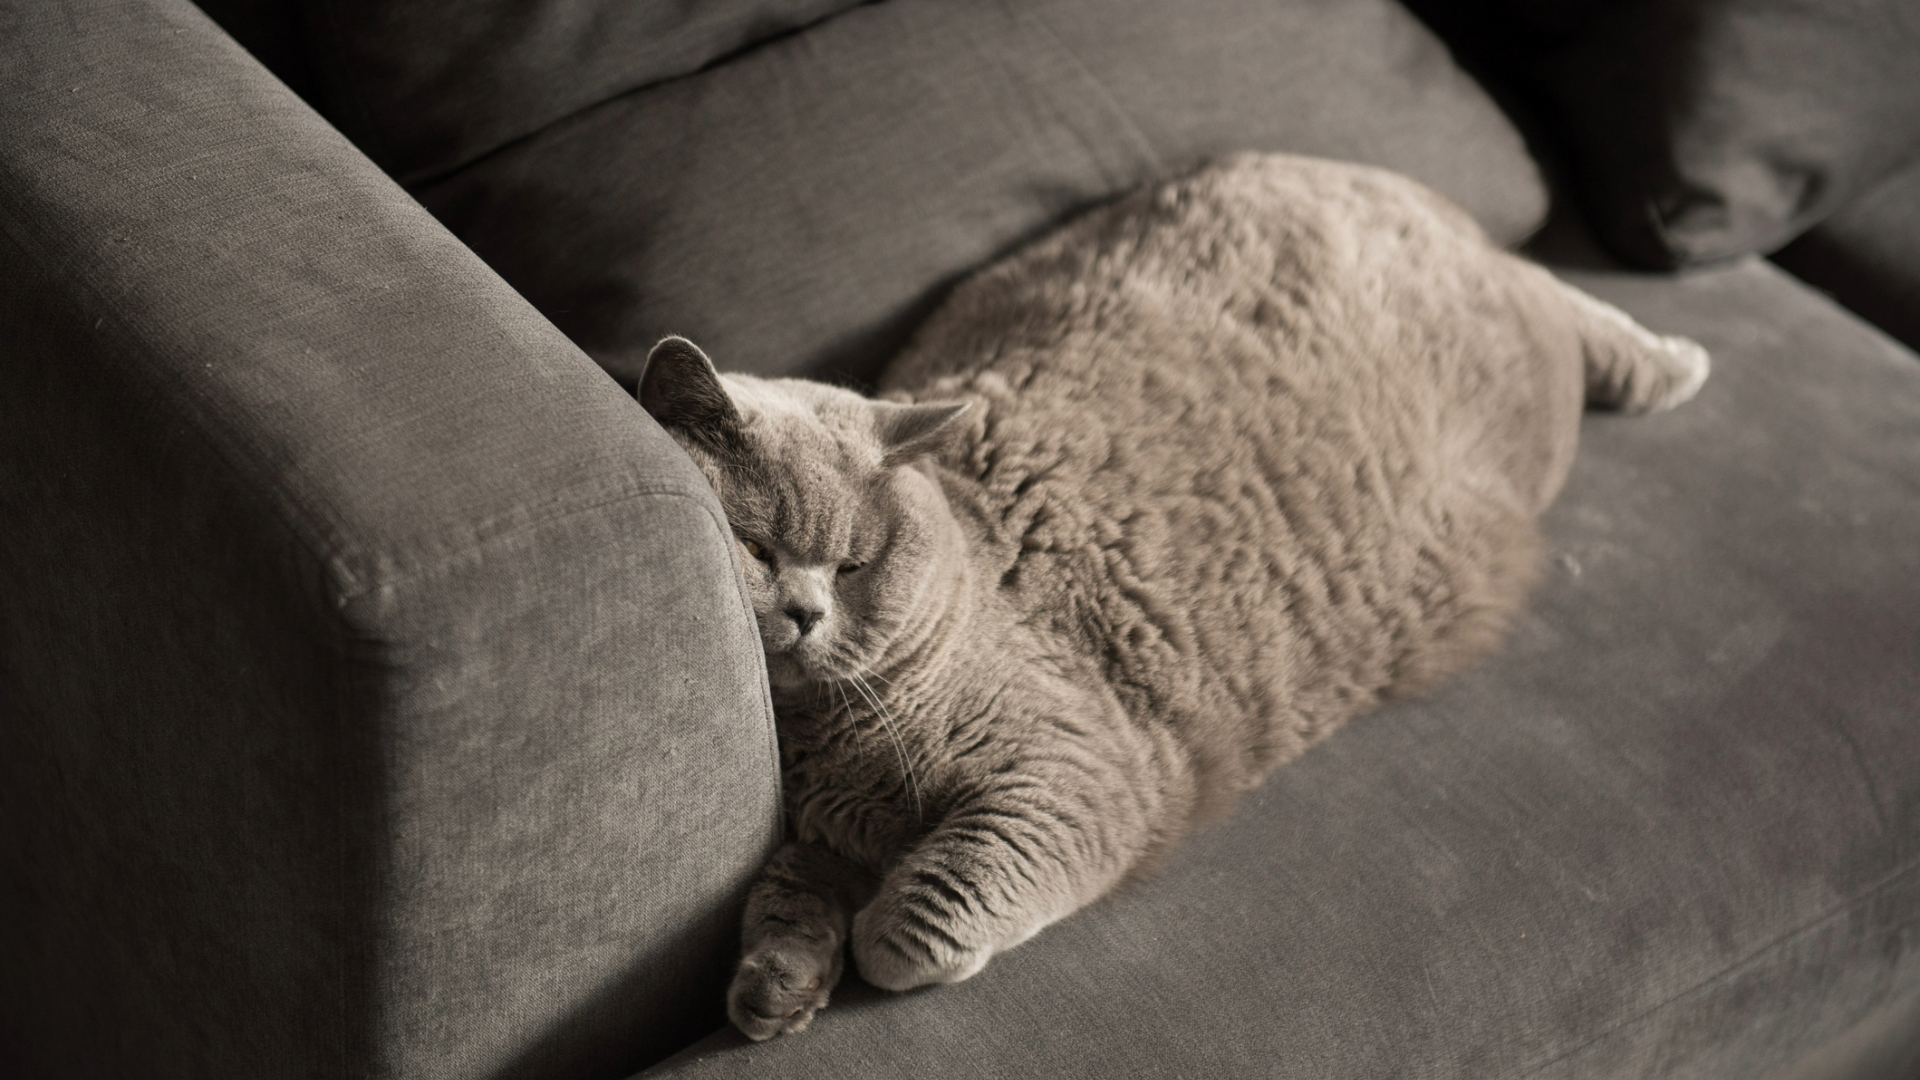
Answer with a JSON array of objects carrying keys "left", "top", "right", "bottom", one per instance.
[
  {"left": 638, "top": 336, "right": 744, "bottom": 453},
  {"left": 874, "top": 399, "right": 972, "bottom": 468}
]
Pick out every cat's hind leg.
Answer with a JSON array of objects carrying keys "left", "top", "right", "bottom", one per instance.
[
  {"left": 728, "top": 842, "right": 875, "bottom": 1041},
  {"left": 1556, "top": 279, "right": 1710, "bottom": 413}
]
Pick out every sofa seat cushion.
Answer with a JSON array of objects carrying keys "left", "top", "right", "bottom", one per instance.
[
  {"left": 1774, "top": 159, "right": 1920, "bottom": 355},
  {"left": 632, "top": 240, "right": 1920, "bottom": 1077},
  {"left": 416, "top": 0, "right": 1547, "bottom": 387}
]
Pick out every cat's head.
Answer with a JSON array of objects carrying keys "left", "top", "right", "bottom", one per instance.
[{"left": 638, "top": 337, "right": 972, "bottom": 691}]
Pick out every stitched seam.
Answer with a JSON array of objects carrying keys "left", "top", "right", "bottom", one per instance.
[
  {"left": 335, "top": 479, "right": 780, "bottom": 831},
  {"left": 1, "top": 105, "right": 711, "bottom": 621},
  {"left": 327, "top": 479, "right": 721, "bottom": 602},
  {"left": 8, "top": 204, "right": 719, "bottom": 618},
  {"left": 1516, "top": 855, "right": 1920, "bottom": 1078}
]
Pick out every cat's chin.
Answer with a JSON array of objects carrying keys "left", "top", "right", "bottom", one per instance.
[
  {"left": 765, "top": 651, "right": 866, "bottom": 696},
  {"left": 764, "top": 653, "right": 823, "bottom": 691}
]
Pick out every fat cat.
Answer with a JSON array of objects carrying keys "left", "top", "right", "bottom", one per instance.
[{"left": 635, "top": 153, "right": 1708, "bottom": 1041}]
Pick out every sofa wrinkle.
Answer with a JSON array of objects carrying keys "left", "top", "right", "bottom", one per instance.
[
  {"left": 1827, "top": 714, "right": 1893, "bottom": 838},
  {"left": 1019, "top": 2, "right": 1165, "bottom": 186},
  {"left": 403, "top": 0, "right": 892, "bottom": 189},
  {"left": 1517, "top": 855, "right": 1920, "bottom": 1078}
]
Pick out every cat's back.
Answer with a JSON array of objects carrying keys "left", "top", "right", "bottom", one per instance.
[
  {"left": 887, "top": 154, "right": 1579, "bottom": 504},
  {"left": 884, "top": 154, "right": 1584, "bottom": 794}
]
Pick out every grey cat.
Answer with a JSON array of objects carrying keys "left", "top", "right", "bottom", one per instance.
[{"left": 636, "top": 154, "right": 1708, "bottom": 1041}]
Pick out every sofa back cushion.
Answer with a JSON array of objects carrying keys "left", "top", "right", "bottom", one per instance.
[
  {"left": 196, "top": 0, "right": 875, "bottom": 184},
  {"left": 1415, "top": 0, "right": 1920, "bottom": 269},
  {"left": 405, "top": 0, "right": 1547, "bottom": 385}
]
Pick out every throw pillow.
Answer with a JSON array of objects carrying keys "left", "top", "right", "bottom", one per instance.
[{"left": 1541, "top": 0, "right": 1920, "bottom": 267}]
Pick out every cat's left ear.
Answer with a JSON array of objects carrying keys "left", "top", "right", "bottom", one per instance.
[
  {"left": 637, "top": 336, "right": 744, "bottom": 453},
  {"left": 873, "top": 400, "right": 971, "bottom": 467}
]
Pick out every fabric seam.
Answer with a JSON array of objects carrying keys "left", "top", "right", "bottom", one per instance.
[{"left": 325, "top": 479, "right": 724, "bottom": 602}]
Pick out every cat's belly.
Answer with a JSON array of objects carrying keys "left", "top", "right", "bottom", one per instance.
[{"left": 983, "top": 387, "right": 1544, "bottom": 787}]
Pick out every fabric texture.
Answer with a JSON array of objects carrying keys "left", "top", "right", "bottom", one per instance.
[
  {"left": 1413, "top": 0, "right": 1920, "bottom": 268},
  {"left": 635, "top": 236, "right": 1920, "bottom": 1078},
  {"left": 416, "top": 0, "right": 1548, "bottom": 388},
  {"left": 0, "top": 0, "right": 779, "bottom": 1076},
  {"left": 1773, "top": 159, "right": 1920, "bottom": 354}
]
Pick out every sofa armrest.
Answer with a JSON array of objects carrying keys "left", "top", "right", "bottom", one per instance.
[{"left": 0, "top": 1, "right": 777, "bottom": 1076}]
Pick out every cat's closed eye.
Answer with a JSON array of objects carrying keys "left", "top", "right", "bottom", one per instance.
[{"left": 837, "top": 562, "right": 863, "bottom": 576}]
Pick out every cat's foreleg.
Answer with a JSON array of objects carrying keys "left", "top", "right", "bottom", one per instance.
[
  {"left": 728, "top": 841, "right": 875, "bottom": 1041},
  {"left": 850, "top": 775, "right": 1140, "bottom": 991}
]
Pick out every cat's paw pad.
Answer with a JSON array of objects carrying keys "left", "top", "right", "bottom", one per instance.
[
  {"left": 728, "top": 942, "right": 841, "bottom": 1041},
  {"left": 850, "top": 904, "right": 993, "bottom": 992}
]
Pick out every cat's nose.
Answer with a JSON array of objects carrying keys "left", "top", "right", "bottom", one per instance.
[{"left": 786, "top": 605, "right": 824, "bottom": 637}]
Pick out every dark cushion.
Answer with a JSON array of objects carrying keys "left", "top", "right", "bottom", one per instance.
[
  {"left": 416, "top": 0, "right": 1548, "bottom": 387},
  {"left": 632, "top": 234, "right": 1920, "bottom": 1077},
  {"left": 1416, "top": 0, "right": 1920, "bottom": 269},
  {"left": 1, "top": 0, "right": 779, "bottom": 1075},
  {"left": 1774, "top": 159, "right": 1920, "bottom": 354}
]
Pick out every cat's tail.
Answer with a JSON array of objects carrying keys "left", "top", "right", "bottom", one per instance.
[{"left": 1556, "top": 279, "right": 1711, "bottom": 414}]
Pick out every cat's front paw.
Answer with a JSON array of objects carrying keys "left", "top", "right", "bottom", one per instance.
[
  {"left": 728, "top": 938, "right": 843, "bottom": 1041},
  {"left": 850, "top": 898, "right": 993, "bottom": 992}
]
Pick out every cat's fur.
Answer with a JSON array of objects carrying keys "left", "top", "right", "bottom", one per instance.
[{"left": 636, "top": 154, "right": 1708, "bottom": 1041}]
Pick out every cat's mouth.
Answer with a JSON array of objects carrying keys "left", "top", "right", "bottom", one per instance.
[
  {"left": 764, "top": 639, "right": 845, "bottom": 690},
  {"left": 759, "top": 612, "right": 872, "bottom": 690},
  {"left": 764, "top": 651, "right": 815, "bottom": 690}
]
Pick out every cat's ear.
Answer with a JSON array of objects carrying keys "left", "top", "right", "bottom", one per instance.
[
  {"left": 638, "top": 336, "right": 744, "bottom": 452},
  {"left": 873, "top": 400, "right": 971, "bottom": 467}
]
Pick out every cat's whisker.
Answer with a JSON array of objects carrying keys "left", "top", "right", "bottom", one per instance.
[
  {"left": 825, "top": 672, "right": 872, "bottom": 760},
  {"left": 850, "top": 670, "right": 923, "bottom": 826},
  {"left": 829, "top": 677, "right": 863, "bottom": 763},
  {"left": 829, "top": 676, "right": 852, "bottom": 734}
]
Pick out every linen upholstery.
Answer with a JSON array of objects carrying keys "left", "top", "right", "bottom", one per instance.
[
  {"left": 1774, "top": 161, "right": 1920, "bottom": 354},
  {"left": 635, "top": 241, "right": 1920, "bottom": 1078},
  {"left": 416, "top": 0, "right": 1549, "bottom": 388},
  {"left": 0, "top": 1, "right": 779, "bottom": 1076}
]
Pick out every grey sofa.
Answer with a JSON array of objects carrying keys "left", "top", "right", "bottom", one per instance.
[{"left": 2, "top": 1, "right": 1916, "bottom": 1078}]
